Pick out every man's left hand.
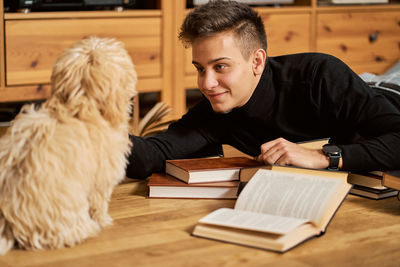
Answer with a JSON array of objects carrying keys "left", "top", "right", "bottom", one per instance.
[{"left": 256, "top": 137, "right": 333, "bottom": 169}]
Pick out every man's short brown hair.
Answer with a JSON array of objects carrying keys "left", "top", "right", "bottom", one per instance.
[{"left": 179, "top": 0, "right": 267, "bottom": 59}]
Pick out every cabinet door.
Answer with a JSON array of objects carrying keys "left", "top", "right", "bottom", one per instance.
[
  {"left": 261, "top": 13, "right": 311, "bottom": 57},
  {"left": 183, "top": 12, "right": 311, "bottom": 80},
  {"left": 5, "top": 17, "right": 161, "bottom": 86},
  {"left": 317, "top": 11, "right": 400, "bottom": 74}
]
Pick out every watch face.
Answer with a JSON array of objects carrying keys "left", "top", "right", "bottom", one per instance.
[{"left": 323, "top": 144, "right": 342, "bottom": 155}]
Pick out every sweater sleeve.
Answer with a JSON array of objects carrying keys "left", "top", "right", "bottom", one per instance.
[
  {"left": 312, "top": 55, "right": 400, "bottom": 171},
  {"left": 125, "top": 101, "right": 222, "bottom": 179}
]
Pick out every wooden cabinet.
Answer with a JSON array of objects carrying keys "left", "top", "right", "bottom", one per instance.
[
  {"left": 316, "top": 8, "right": 400, "bottom": 74},
  {"left": 0, "top": 2, "right": 174, "bottom": 124},
  {"left": 6, "top": 17, "right": 162, "bottom": 86},
  {"left": 0, "top": 0, "right": 399, "bottom": 121},
  {"left": 261, "top": 11, "right": 312, "bottom": 56}
]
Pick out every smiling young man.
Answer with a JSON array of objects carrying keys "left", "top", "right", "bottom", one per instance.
[
  {"left": 126, "top": 0, "right": 400, "bottom": 179},
  {"left": 191, "top": 31, "right": 264, "bottom": 113}
]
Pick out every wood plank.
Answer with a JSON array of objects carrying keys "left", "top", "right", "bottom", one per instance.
[
  {"left": 261, "top": 13, "right": 311, "bottom": 57},
  {"left": 0, "top": 2, "right": 4, "bottom": 88},
  {"left": 0, "top": 84, "right": 51, "bottom": 102},
  {"left": 172, "top": 0, "right": 188, "bottom": 118},
  {"left": 160, "top": 1, "right": 174, "bottom": 113},
  {"left": 0, "top": 76, "right": 162, "bottom": 103},
  {"left": 1, "top": 179, "right": 400, "bottom": 266},
  {"left": 317, "top": 4, "right": 400, "bottom": 13},
  {"left": 5, "top": 17, "right": 162, "bottom": 86},
  {"left": 317, "top": 10, "right": 400, "bottom": 74},
  {"left": 4, "top": 10, "right": 162, "bottom": 20}
]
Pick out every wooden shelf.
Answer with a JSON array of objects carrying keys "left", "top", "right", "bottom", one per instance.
[
  {"left": 4, "top": 9, "right": 162, "bottom": 20},
  {"left": 316, "top": 4, "right": 400, "bottom": 12},
  {"left": 0, "top": 0, "right": 399, "bottom": 122}
]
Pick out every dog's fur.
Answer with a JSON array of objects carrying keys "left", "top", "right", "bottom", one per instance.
[{"left": 0, "top": 37, "right": 137, "bottom": 254}]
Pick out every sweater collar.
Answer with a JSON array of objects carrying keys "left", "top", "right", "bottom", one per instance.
[{"left": 231, "top": 59, "right": 275, "bottom": 118}]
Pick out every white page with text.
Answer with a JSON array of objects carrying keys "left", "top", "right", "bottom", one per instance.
[
  {"left": 235, "top": 169, "right": 342, "bottom": 223},
  {"left": 198, "top": 207, "right": 309, "bottom": 235}
]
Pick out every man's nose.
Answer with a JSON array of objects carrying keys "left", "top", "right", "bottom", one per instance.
[{"left": 200, "top": 71, "right": 219, "bottom": 91}]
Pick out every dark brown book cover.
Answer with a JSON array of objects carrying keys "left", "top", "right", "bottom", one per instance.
[
  {"left": 165, "top": 157, "right": 263, "bottom": 183},
  {"left": 166, "top": 157, "right": 262, "bottom": 172}
]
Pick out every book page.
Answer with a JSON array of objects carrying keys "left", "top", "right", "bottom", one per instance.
[
  {"left": 198, "top": 208, "right": 309, "bottom": 235},
  {"left": 235, "top": 169, "right": 342, "bottom": 223}
]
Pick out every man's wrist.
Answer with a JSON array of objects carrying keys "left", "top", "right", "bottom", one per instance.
[{"left": 322, "top": 144, "right": 342, "bottom": 170}]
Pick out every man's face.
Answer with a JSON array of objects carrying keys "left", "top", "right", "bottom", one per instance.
[{"left": 192, "top": 32, "right": 259, "bottom": 113}]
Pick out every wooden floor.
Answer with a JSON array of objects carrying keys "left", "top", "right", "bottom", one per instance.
[{"left": 1, "top": 178, "right": 400, "bottom": 267}]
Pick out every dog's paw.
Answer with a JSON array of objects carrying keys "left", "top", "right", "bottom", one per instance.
[{"left": 97, "top": 214, "right": 113, "bottom": 228}]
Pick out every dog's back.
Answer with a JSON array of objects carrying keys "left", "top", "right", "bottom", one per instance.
[
  {"left": 0, "top": 104, "right": 99, "bottom": 253},
  {"left": 0, "top": 37, "right": 137, "bottom": 254}
]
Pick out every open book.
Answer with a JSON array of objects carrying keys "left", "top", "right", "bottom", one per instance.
[
  {"left": 130, "top": 101, "right": 175, "bottom": 137},
  {"left": 192, "top": 168, "right": 351, "bottom": 252}
]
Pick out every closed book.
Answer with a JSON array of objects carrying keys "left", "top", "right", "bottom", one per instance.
[
  {"left": 193, "top": 168, "right": 350, "bottom": 252},
  {"left": 330, "top": 0, "right": 388, "bottom": 3},
  {"left": 165, "top": 156, "right": 262, "bottom": 184},
  {"left": 147, "top": 173, "right": 239, "bottom": 199},
  {"left": 350, "top": 185, "right": 397, "bottom": 200},
  {"left": 382, "top": 170, "right": 400, "bottom": 191},
  {"left": 347, "top": 172, "right": 387, "bottom": 190},
  {"left": 239, "top": 165, "right": 347, "bottom": 183}
]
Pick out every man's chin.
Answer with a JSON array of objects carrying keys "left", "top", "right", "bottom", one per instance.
[{"left": 211, "top": 105, "right": 232, "bottom": 114}]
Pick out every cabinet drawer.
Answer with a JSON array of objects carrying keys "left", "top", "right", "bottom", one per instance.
[
  {"left": 184, "top": 13, "right": 311, "bottom": 77},
  {"left": 5, "top": 17, "right": 161, "bottom": 86},
  {"left": 261, "top": 13, "right": 311, "bottom": 57},
  {"left": 317, "top": 11, "right": 400, "bottom": 74}
]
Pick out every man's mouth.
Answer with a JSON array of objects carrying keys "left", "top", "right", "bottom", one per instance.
[{"left": 207, "top": 91, "right": 227, "bottom": 100}]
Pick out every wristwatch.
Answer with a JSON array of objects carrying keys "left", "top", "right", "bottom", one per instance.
[{"left": 322, "top": 144, "right": 342, "bottom": 171}]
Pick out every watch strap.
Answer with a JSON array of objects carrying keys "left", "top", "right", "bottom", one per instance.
[{"left": 328, "top": 154, "right": 341, "bottom": 170}]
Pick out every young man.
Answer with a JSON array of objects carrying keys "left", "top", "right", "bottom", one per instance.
[{"left": 126, "top": 0, "right": 400, "bottom": 179}]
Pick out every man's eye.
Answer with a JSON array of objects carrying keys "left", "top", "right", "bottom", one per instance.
[
  {"left": 215, "top": 64, "right": 226, "bottom": 71},
  {"left": 195, "top": 67, "right": 205, "bottom": 73}
]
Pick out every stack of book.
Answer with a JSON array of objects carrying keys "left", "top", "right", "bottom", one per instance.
[
  {"left": 347, "top": 171, "right": 398, "bottom": 199},
  {"left": 383, "top": 171, "right": 400, "bottom": 200},
  {"left": 147, "top": 157, "right": 262, "bottom": 199}
]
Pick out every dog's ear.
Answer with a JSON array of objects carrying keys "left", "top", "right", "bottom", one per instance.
[
  {"left": 81, "top": 44, "right": 137, "bottom": 125},
  {"left": 49, "top": 37, "right": 137, "bottom": 126}
]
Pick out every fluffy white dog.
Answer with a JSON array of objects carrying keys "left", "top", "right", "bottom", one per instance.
[{"left": 0, "top": 36, "right": 137, "bottom": 254}]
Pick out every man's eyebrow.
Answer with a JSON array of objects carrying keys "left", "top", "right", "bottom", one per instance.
[{"left": 192, "top": 57, "right": 231, "bottom": 65}]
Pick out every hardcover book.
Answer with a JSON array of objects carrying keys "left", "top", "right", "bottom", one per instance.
[
  {"left": 147, "top": 173, "right": 239, "bottom": 199},
  {"left": 192, "top": 169, "right": 350, "bottom": 252},
  {"left": 347, "top": 171, "right": 387, "bottom": 190},
  {"left": 349, "top": 185, "right": 397, "bottom": 200},
  {"left": 330, "top": 0, "right": 388, "bottom": 4},
  {"left": 239, "top": 165, "right": 346, "bottom": 183},
  {"left": 382, "top": 170, "right": 400, "bottom": 191},
  {"left": 165, "top": 156, "right": 262, "bottom": 184}
]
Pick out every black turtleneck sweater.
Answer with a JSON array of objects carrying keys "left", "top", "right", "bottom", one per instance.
[{"left": 126, "top": 53, "right": 400, "bottom": 179}]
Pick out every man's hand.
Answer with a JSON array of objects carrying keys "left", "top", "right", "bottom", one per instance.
[{"left": 256, "top": 138, "right": 336, "bottom": 169}]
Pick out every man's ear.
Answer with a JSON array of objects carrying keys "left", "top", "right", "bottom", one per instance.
[{"left": 252, "top": 49, "right": 266, "bottom": 75}]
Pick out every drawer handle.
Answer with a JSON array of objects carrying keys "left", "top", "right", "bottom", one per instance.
[{"left": 369, "top": 32, "right": 379, "bottom": 43}]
